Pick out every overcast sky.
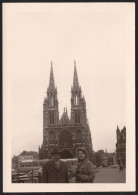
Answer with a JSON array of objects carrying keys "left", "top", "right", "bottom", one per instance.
[{"left": 3, "top": 3, "right": 133, "bottom": 157}]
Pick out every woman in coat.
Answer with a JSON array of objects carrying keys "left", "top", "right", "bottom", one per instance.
[{"left": 76, "top": 147, "right": 95, "bottom": 183}]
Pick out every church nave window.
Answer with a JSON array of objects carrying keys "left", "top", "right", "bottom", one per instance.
[
  {"left": 59, "top": 130, "right": 73, "bottom": 147},
  {"left": 75, "top": 111, "right": 81, "bottom": 124},
  {"left": 74, "top": 95, "right": 78, "bottom": 106},
  {"left": 48, "top": 130, "right": 56, "bottom": 139},
  {"left": 49, "top": 113, "right": 54, "bottom": 124},
  {"left": 75, "top": 129, "right": 82, "bottom": 139}
]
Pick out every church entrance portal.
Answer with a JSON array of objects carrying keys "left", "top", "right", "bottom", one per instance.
[{"left": 60, "top": 149, "right": 73, "bottom": 159}]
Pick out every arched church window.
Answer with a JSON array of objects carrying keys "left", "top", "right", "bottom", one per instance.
[
  {"left": 76, "top": 96, "right": 78, "bottom": 105},
  {"left": 75, "top": 112, "right": 77, "bottom": 123},
  {"left": 75, "top": 111, "right": 81, "bottom": 123},
  {"left": 78, "top": 111, "right": 80, "bottom": 123},
  {"left": 50, "top": 92, "right": 54, "bottom": 107},
  {"left": 60, "top": 149, "right": 73, "bottom": 159},
  {"left": 48, "top": 130, "right": 56, "bottom": 139},
  {"left": 59, "top": 130, "right": 73, "bottom": 147},
  {"left": 74, "top": 95, "right": 78, "bottom": 106},
  {"left": 49, "top": 113, "right": 54, "bottom": 124},
  {"left": 75, "top": 129, "right": 82, "bottom": 139},
  {"left": 51, "top": 96, "right": 54, "bottom": 107}
]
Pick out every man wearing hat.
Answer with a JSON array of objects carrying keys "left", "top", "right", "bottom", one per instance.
[{"left": 41, "top": 148, "right": 69, "bottom": 183}]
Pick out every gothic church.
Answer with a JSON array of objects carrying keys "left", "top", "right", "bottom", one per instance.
[{"left": 39, "top": 62, "right": 93, "bottom": 160}]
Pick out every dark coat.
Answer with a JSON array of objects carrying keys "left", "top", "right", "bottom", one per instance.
[
  {"left": 76, "top": 159, "right": 95, "bottom": 183},
  {"left": 41, "top": 160, "right": 69, "bottom": 183}
]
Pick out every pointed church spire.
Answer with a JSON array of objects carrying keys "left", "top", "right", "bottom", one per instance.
[
  {"left": 73, "top": 61, "right": 79, "bottom": 88},
  {"left": 48, "top": 61, "right": 55, "bottom": 89}
]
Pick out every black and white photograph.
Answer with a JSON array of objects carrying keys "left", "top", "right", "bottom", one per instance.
[{"left": 3, "top": 2, "right": 135, "bottom": 192}]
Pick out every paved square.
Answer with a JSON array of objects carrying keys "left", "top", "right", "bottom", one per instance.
[
  {"left": 94, "top": 167, "right": 126, "bottom": 183},
  {"left": 69, "top": 166, "right": 126, "bottom": 183}
]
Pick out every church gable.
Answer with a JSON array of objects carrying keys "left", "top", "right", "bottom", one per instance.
[{"left": 59, "top": 108, "right": 70, "bottom": 126}]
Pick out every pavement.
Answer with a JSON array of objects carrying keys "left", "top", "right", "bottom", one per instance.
[
  {"left": 70, "top": 166, "right": 126, "bottom": 183},
  {"left": 94, "top": 166, "right": 126, "bottom": 183}
]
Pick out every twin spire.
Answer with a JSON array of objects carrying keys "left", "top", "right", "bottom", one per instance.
[{"left": 48, "top": 60, "right": 79, "bottom": 91}]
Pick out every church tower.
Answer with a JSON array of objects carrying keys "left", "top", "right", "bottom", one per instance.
[
  {"left": 43, "top": 61, "right": 59, "bottom": 127},
  {"left": 70, "top": 61, "right": 87, "bottom": 125},
  {"left": 70, "top": 61, "right": 93, "bottom": 159},
  {"left": 39, "top": 62, "right": 59, "bottom": 159}
]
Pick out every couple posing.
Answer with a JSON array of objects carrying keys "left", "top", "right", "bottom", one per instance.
[{"left": 41, "top": 147, "right": 95, "bottom": 183}]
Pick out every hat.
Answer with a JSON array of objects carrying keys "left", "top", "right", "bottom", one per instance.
[
  {"left": 77, "top": 147, "right": 88, "bottom": 157},
  {"left": 51, "top": 148, "right": 60, "bottom": 155}
]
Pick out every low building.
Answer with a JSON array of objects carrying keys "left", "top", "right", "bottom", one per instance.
[
  {"left": 18, "top": 151, "right": 39, "bottom": 163},
  {"left": 18, "top": 155, "right": 33, "bottom": 163}
]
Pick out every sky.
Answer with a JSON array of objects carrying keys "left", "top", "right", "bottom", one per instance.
[{"left": 3, "top": 3, "right": 130, "bottom": 157}]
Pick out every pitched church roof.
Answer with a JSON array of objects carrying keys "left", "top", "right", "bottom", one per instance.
[{"left": 59, "top": 108, "right": 70, "bottom": 126}]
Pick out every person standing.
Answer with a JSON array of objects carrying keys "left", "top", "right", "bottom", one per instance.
[
  {"left": 119, "top": 158, "right": 123, "bottom": 171},
  {"left": 76, "top": 147, "right": 95, "bottom": 183},
  {"left": 41, "top": 148, "right": 69, "bottom": 183}
]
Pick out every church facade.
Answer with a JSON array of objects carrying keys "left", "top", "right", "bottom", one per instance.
[{"left": 39, "top": 62, "right": 93, "bottom": 160}]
